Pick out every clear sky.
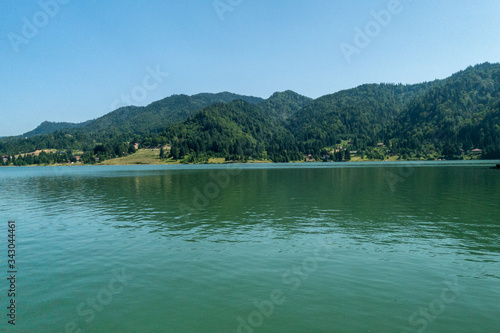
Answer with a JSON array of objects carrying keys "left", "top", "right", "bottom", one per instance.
[{"left": 1, "top": 0, "right": 499, "bottom": 136}]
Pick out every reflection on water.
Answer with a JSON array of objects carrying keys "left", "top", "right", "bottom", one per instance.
[
  {"left": 8, "top": 164, "right": 499, "bottom": 250},
  {"left": 0, "top": 162, "right": 499, "bottom": 332}
]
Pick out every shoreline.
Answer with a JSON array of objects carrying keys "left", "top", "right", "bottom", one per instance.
[{"left": 1, "top": 159, "right": 498, "bottom": 168}]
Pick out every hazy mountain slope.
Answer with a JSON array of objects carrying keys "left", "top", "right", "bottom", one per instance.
[
  {"left": 79, "top": 92, "right": 264, "bottom": 135},
  {"left": 22, "top": 120, "right": 92, "bottom": 138},
  {"left": 259, "top": 90, "right": 313, "bottom": 122}
]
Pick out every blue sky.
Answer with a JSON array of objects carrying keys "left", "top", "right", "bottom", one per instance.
[{"left": 1, "top": 0, "right": 499, "bottom": 136}]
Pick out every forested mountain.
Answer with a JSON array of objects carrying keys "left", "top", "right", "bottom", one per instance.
[
  {"left": 22, "top": 120, "right": 92, "bottom": 138},
  {"left": 287, "top": 82, "right": 436, "bottom": 152},
  {"left": 1, "top": 63, "right": 499, "bottom": 165},
  {"left": 68, "top": 92, "right": 265, "bottom": 135},
  {"left": 390, "top": 63, "right": 500, "bottom": 158},
  {"left": 259, "top": 90, "right": 313, "bottom": 123},
  {"left": 0, "top": 92, "right": 265, "bottom": 161},
  {"left": 161, "top": 100, "right": 301, "bottom": 162}
]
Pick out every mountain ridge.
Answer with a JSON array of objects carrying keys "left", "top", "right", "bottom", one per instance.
[{"left": 2, "top": 62, "right": 500, "bottom": 165}]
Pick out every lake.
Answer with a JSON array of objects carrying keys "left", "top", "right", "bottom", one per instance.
[{"left": 0, "top": 161, "right": 499, "bottom": 332}]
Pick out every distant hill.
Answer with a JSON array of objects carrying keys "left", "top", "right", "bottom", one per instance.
[
  {"left": 22, "top": 120, "right": 93, "bottom": 138},
  {"left": 15, "top": 92, "right": 265, "bottom": 139},
  {"left": 260, "top": 90, "right": 313, "bottom": 122},
  {"left": 77, "top": 92, "right": 265, "bottom": 135}
]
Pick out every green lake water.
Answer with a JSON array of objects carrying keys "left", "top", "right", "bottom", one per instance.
[{"left": 0, "top": 161, "right": 499, "bottom": 332}]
